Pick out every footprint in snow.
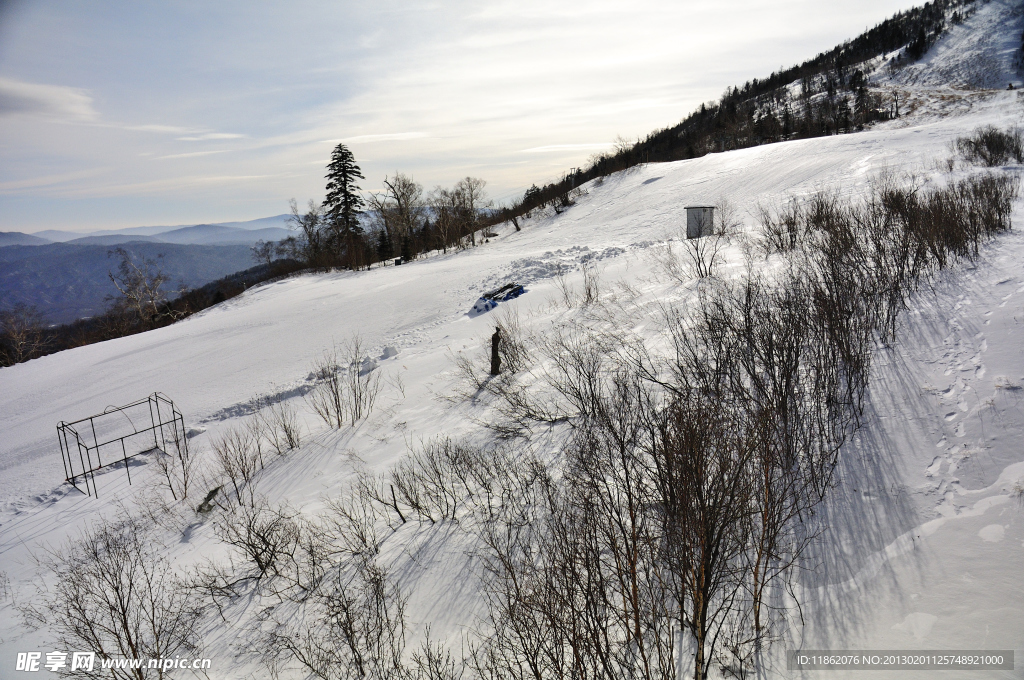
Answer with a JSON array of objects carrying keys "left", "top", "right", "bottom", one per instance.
[
  {"left": 978, "top": 524, "right": 1005, "bottom": 543},
  {"left": 892, "top": 613, "right": 938, "bottom": 641}
]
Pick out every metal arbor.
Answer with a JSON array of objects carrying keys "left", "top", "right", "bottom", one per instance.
[{"left": 57, "top": 393, "right": 188, "bottom": 498}]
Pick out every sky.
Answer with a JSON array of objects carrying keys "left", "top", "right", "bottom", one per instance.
[{"left": 0, "top": 0, "right": 926, "bottom": 234}]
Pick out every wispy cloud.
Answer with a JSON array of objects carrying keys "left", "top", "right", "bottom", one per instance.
[
  {"left": 176, "top": 132, "right": 246, "bottom": 141},
  {"left": 519, "top": 143, "right": 614, "bottom": 154},
  {"left": 121, "top": 123, "right": 195, "bottom": 134},
  {"left": 156, "top": 150, "right": 229, "bottom": 160},
  {"left": 0, "top": 168, "right": 107, "bottom": 194},
  {"left": 0, "top": 77, "right": 97, "bottom": 120},
  {"left": 333, "top": 132, "right": 428, "bottom": 144}
]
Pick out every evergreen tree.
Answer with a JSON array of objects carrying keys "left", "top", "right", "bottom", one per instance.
[
  {"left": 375, "top": 229, "right": 393, "bottom": 261},
  {"left": 324, "top": 143, "right": 366, "bottom": 239}
]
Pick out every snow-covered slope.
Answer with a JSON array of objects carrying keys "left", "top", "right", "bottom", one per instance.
[
  {"left": 887, "top": 0, "right": 1024, "bottom": 89},
  {"left": 2, "top": 2, "right": 1023, "bottom": 677}
]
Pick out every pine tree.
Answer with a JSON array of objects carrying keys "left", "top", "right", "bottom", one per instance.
[{"left": 324, "top": 143, "right": 366, "bottom": 239}]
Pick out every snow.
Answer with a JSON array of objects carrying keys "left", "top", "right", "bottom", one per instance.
[{"left": 2, "top": 1, "right": 1024, "bottom": 677}]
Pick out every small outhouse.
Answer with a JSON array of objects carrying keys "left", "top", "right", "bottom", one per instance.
[{"left": 685, "top": 205, "right": 715, "bottom": 239}]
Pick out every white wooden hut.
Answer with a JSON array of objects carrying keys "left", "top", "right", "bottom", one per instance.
[{"left": 685, "top": 206, "right": 715, "bottom": 239}]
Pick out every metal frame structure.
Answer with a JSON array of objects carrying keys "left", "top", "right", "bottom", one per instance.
[{"left": 57, "top": 393, "right": 188, "bottom": 498}]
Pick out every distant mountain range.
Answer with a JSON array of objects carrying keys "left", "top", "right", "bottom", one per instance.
[
  {"left": 0, "top": 232, "right": 51, "bottom": 247},
  {"left": 1, "top": 214, "right": 292, "bottom": 247},
  {"left": 0, "top": 242, "right": 261, "bottom": 324}
]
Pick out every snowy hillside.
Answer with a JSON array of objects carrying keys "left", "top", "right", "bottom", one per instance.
[{"left": 1, "top": 1, "right": 1023, "bottom": 678}]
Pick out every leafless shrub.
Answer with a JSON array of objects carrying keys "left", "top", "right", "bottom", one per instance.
[
  {"left": 494, "top": 306, "right": 532, "bottom": 375},
  {"left": 213, "top": 496, "right": 300, "bottom": 581},
  {"left": 29, "top": 518, "right": 202, "bottom": 679},
  {"left": 954, "top": 125, "right": 1024, "bottom": 166},
  {"left": 154, "top": 447, "right": 198, "bottom": 502},
  {"left": 686, "top": 233, "right": 724, "bottom": 278},
  {"left": 306, "top": 337, "right": 383, "bottom": 428},
  {"left": 715, "top": 195, "right": 743, "bottom": 236},
  {"left": 408, "top": 632, "right": 465, "bottom": 680},
  {"left": 321, "top": 481, "right": 389, "bottom": 558},
  {"left": 263, "top": 558, "right": 407, "bottom": 680},
  {"left": 212, "top": 426, "right": 260, "bottom": 507},
  {"left": 652, "top": 237, "right": 688, "bottom": 283},
  {"left": 253, "top": 397, "right": 302, "bottom": 455},
  {"left": 581, "top": 262, "right": 600, "bottom": 304},
  {"left": 388, "top": 438, "right": 508, "bottom": 524},
  {"left": 757, "top": 200, "right": 804, "bottom": 253},
  {"left": 553, "top": 264, "right": 577, "bottom": 307}
]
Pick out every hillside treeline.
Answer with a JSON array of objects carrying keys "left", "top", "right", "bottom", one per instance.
[{"left": 272, "top": 174, "right": 498, "bottom": 272}]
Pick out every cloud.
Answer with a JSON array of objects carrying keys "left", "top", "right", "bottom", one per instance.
[
  {"left": 519, "top": 143, "right": 614, "bottom": 154},
  {"left": 122, "top": 123, "right": 195, "bottom": 134},
  {"left": 176, "top": 132, "right": 246, "bottom": 141},
  {"left": 331, "top": 132, "right": 428, "bottom": 144},
  {"left": 0, "top": 77, "right": 97, "bottom": 120},
  {"left": 156, "top": 150, "right": 229, "bottom": 160},
  {"left": 0, "top": 168, "right": 107, "bottom": 194}
]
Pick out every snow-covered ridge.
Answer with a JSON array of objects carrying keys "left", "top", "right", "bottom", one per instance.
[{"left": 887, "top": 0, "right": 1024, "bottom": 89}]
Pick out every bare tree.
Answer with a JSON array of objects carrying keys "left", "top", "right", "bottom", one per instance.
[
  {"left": 30, "top": 518, "right": 202, "bottom": 680},
  {"left": 0, "top": 303, "right": 51, "bottom": 365},
  {"left": 685, "top": 233, "right": 724, "bottom": 278},
  {"left": 253, "top": 398, "right": 302, "bottom": 455},
  {"left": 455, "top": 177, "right": 491, "bottom": 246},
  {"left": 251, "top": 239, "right": 276, "bottom": 267},
  {"left": 106, "top": 247, "right": 182, "bottom": 325},
  {"left": 369, "top": 173, "right": 425, "bottom": 259},
  {"left": 287, "top": 198, "right": 329, "bottom": 267}
]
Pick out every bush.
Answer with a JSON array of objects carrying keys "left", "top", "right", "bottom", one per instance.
[
  {"left": 306, "top": 337, "right": 383, "bottom": 428},
  {"left": 954, "top": 125, "right": 1024, "bottom": 166},
  {"left": 31, "top": 518, "right": 202, "bottom": 679}
]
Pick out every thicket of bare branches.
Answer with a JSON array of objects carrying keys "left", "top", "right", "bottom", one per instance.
[
  {"left": 953, "top": 125, "right": 1024, "bottom": 167},
  {"left": 250, "top": 396, "right": 302, "bottom": 455},
  {"left": 383, "top": 437, "right": 516, "bottom": 524},
  {"left": 307, "top": 337, "right": 383, "bottom": 428},
  {"left": 212, "top": 425, "right": 261, "bottom": 507},
  {"left": 466, "top": 170, "right": 1018, "bottom": 679},
  {"left": 32, "top": 168, "right": 1015, "bottom": 680},
  {"left": 0, "top": 303, "right": 52, "bottom": 366},
  {"left": 28, "top": 518, "right": 202, "bottom": 680}
]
